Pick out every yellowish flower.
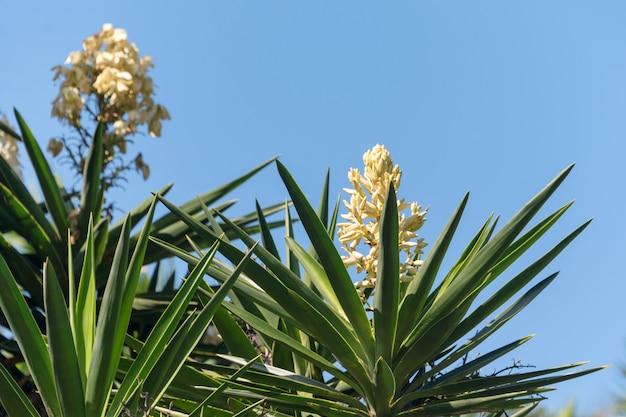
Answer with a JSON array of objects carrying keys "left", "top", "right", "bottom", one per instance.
[
  {"left": 338, "top": 144, "right": 427, "bottom": 289},
  {"left": 51, "top": 23, "right": 169, "bottom": 140},
  {"left": 50, "top": 23, "right": 169, "bottom": 187}
]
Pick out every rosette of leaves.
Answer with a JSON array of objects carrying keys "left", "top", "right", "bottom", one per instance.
[
  {"left": 151, "top": 161, "right": 604, "bottom": 416},
  {"left": 0, "top": 197, "right": 257, "bottom": 417},
  {"left": 0, "top": 110, "right": 284, "bottom": 412}
]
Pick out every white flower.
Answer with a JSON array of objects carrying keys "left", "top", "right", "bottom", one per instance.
[
  {"left": 51, "top": 23, "right": 169, "bottom": 139},
  {"left": 338, "top": 144, "right": 427, "bottom": 286},
  {"left": 113, "top": 120, "right": 128, "bottom": 136}
]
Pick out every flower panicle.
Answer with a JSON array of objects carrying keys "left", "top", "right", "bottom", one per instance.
[
  {"left": 337, "top": 144, "right": 427, "bottom": 293},
  {"left": 50, "top": 23, "right": 170, "bottom": 185}
]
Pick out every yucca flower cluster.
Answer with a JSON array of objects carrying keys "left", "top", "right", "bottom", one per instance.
[
  {"left": 0, "top": 115, "right": 21, "bottom": 179},
  {"left": 50, "top": 23, "right": 169, "bottom": 186},
  {"left": 338, "top": 144, "right": 428, "bottom": 293}
]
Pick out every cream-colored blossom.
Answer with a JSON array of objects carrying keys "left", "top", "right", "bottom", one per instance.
[
  {"left": 51, "top": 23, "right": 169, "bottom": 139},
  {"left": 0, "top": 116, "right": 22, "bottom": 178},
  {"left": 50, "top": 23, "right": 169, "bottom": 185},
  {"left": 113, "top": 120, "right": 128, "bottom": 136},
  {"left": 338, "top": 144, "right": 427, "bottom": 290}
]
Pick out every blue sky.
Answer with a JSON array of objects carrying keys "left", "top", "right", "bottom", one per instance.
[{"left": 2, "top": 1, "right": 626, "bottom": 414}]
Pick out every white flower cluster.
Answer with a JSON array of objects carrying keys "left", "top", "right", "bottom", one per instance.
[
  {"left": 51, "top": 23, "right": 169, "bottom": 139},
  {"left": 0, "top": 116, "right": 21, "bottom": 178},
  {"left": 337, "top": 144, "right": 427, "bottom": 290}
]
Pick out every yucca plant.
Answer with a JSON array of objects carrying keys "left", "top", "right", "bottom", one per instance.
[
  {"left": 0, "top": 195, "right": 262, "bottom": 417},
  {"left": 0, "top": 110, "right": 281, "bottom": 293},
  {"left": 0, "top": 110, "right": 283, "bottom": 414},
  {"left": 150, "top": 152, "right": 604, "bottom": 416}
]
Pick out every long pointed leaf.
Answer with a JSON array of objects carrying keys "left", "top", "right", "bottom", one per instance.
[
  {"left": 0, "top": 362, "right": 40, "bottom": 417},
  {"left": 0, "top": 183, "right": 66, "bottom": 279},
  {"left": 150, "top": 156, "right": 278, "bottom": 232},
  {"left": 0, "top": 255, "right": 62, "bottom": 417},
  {"left": 276, "top": 161, "right": 375, "bottom": 361},
  {"left": 74, "top": 218, "right": 97, "bottom": 386},
  {"left": 44, "top": 261, "right": 87, "bottom": 417},
  {"left": 106, "top": 240, "right": 221, "bottom": 417},
  {"left": 285, "top": 236, "right": 344, "bottom": 316},
  {"left": 141, "top": 245, "right": 256, "bottom": 411},
  {"left": 374, "top": 184, "right": 400, "bottom": 363},
  {"left": 85, "top": 216, "right": 131, "bottom": 417},
  {"left": 408, "top": 273, "right": 559, "bottom": 391},
  {"left": 14, "top": 109, "right": 69, "bottom": 243},
  {"left": 77, "top": 123, "right": 104, "bottom": 239},
  {"left": 396, "top": 193, "right": 468, "bottom": 346},
  {"left": 398, "top": 165, "right": 574, "bottom": 364},
  {"left": 0, "top": 145, "right": 57, "bottom": 243}
]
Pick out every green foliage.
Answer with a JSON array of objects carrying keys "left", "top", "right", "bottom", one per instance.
[
  {"left": 0, "top": 111, "right": 605, "bottom": 417},
  {"left": 0, "top": 111, "right": 283, "bottom": 416},
  {"left": 0, "top": 200, "right": 256, "bottom": 416},
  {"left": 152, "top": 161, "right": 604, "bottom": 416}
]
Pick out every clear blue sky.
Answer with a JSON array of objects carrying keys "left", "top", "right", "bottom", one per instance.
[{"left": 2, "top": 2, "right": 626, "bottom": 414}]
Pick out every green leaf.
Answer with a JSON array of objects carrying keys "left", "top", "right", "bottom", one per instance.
[
  {"left": 285, "top": 236, "right": 344, "bottom": 315},
  {"left": 44, "top": 261, "right": 87, "bottom": 417},
  {"left": 276, "top": 161, "right": 375, "bottom": 362},
  {"left": 373, "top": 357, "right": 396, "bottom": 415},
  {"left": 397, "top": 391, "right": 535, "bottom": 416},
  {"left": 396, "top": 193, "right": 468, "bottom": 347},
  {"left": 447, "top": 220, "right": 590, "bottom": 346},
  {"left": 0, "top": 233, "right": 43, "bottom": 306},
  {"left": 207, "top": 356, "right": 365, "bottom": 409},
  {"left": 14, "top": 109, "right": 69, "bottom": 244},
  {"left": 141, "top": 244, "right": 255, "bottom": 412},
  {"left": 0, "top": 362, "right": 40, "bottom": 417},
  {"left": 78, "top": 122, "right": 105, "bottom": 238},
  {"left": 150, "top": 156, "right": 278, "bottom": 232},
  {"left": 189, "top": 356, "right": 263, "bottom": 416},
  {"left": 0, "top": 183, "right": 65, "bottom": 279},
  {"left": 398, "top": 363, "right": 604, "bottom": 410},
  {"left": 255, "top": 199, "right": 280, "bottom": 259},
  {"left": 210, "top": 211, "right": 374, "bottom": 394},
  {"left": 197, "top": 281, "right": 261, "bottom": 361},
  {"left": 396, "top": 165, "right": 575, "bottom": 384},
  {"left": 0, "top": 142, "right": 58, "bottom": 243},
  {"left": 156, "top": 194, "right": 371, "bottom": 370},
  {"left": 74, "top": 218, "right": 98, "bottom": 386},
  {"left": 121, "top": 196, "right": 158, "bottom": 316},
  {"left": 485, "top": 202, "right": 575, "bottom": 283},
  {"left": 442, "top": 365, "right": 604, "bottom": 401},
  {"left": 92, "top": 217, "right": 109, "bottom": 266},
  {"left": 0, "top": 255, "right": 62, "bottom": 417},
  {"left": 374, "top": 184, "right": 400, "bottom": 363},
  {"left": 421, "top": 335, "right": 534, "bottom": 394},
  {"left": 106, "top": 239, "right": 220, "bottom": 417},
  {"left": 407, "top": 273, "right": 558, "bottom": 391},
  {"left": 0, "top": 116, "right": 21, "bottom": 140},
  {"left": 107, "top": 183, "right": 172, "bottom": 246},
  {"left": 285, "top": 205, "right": 301, "bottom": 277},
  {"left": 85, "top": 215, "right": 131, "bottom": 417},
  {"left": 221, "top": 299, "right": 363, "bottom": 392}
]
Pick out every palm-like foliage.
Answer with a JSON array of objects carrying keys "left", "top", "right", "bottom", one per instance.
[
  {"left": 152, "top": 161, "right": 604, "bottom": 416},
  {"left": 0, "top": 197, "right": 257, "bottom": 417},
  {"left": 0, "top": 109, "right": 283, "bottom": 413}
]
